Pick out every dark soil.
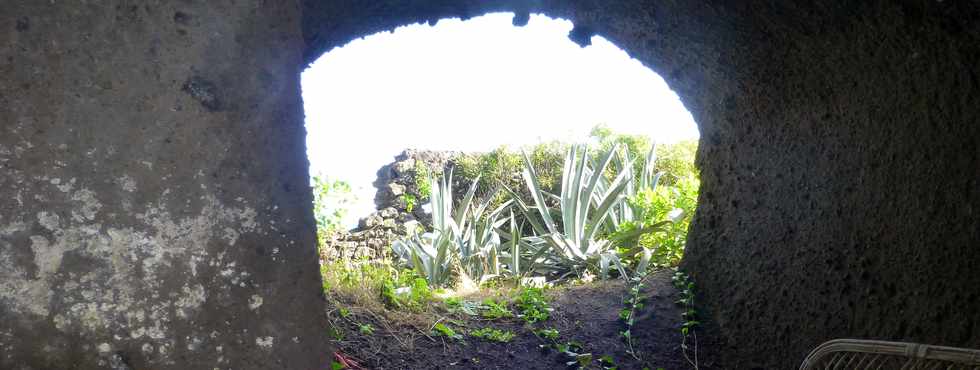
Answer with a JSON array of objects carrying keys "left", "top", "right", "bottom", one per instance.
[{"left": 328, "top": 269, "right": 723, "bottom": 369}]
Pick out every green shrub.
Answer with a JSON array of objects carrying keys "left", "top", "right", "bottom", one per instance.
[
  {"left": 589, "top": 124, "right": 653, "bottom": 181},
  {"left": 652, "top": 140, "right": 698, "bottom": 186},
  {"left": 414, "top": 159, "right": 432, "bottom": 200},
  {"left": 311, "top": 175, "right": 356, "bottom": 246},
  {"left": 452, "top": 142, "right": 566, "bottom": 210},
  {"left": 400, "top": 194, "right": 418, "bottom": 212},
  {"left": 625, "top": 174, "right": 700, "bottom": 267}
]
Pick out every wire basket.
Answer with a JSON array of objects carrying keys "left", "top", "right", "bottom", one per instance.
[{"left": 800, "top": 339, "right": 980, "bottom": 370}]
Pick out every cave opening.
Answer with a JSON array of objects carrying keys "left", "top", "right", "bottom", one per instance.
[{"left": 301, "top": 11, "right": 707, "bottom": 369}]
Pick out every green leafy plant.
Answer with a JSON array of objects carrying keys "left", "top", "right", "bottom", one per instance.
[
  {"left": 620, "top": 275, "right": 646, "bottom": 360},
  {"left": 673, "top": 270, "right": 700, "bottom": 370},
  {"left": 515, "top": 287, "right": 551, "bottom": 324},
  {"left": 453, "top": 142, "right": 566, "bottom": 214},
  {"left": 480, "top": 298, "right": 513, "bottom": 319},
  {"left": 470, "top": 327, "right": 515, "bottom": 343},
  {"left": 589, "top": 124, "right": 653, "bottom": 182},
  {"left": 444, "top": 297, "right": 481, "bottom": 316},
  {"left": 651, "top": 140, "right": 698, "bottom": 186},
  {"left": 414, "top": 159, "right": 432, "bottom": 200},
  {"left": 432, "top": 322, "right": 463, "bottom": 341},
  {"left": 535, "top": 328, "right": 560, "bottom": 341},
  {"left": 598, "top": 354, "right": 618, "bottom": 370},
  {"left": 624, "top": 174, "right": 699, "bottom": 267},
  {"left": 311, "top": 175, "right": 356, "bottom": 247},
  {"left": 400, "top": 194, "right": 418, "bottom": 213},
  {"left": 358, "top": 323, "right": 375, "bottom": 335},
  {"left": 556, "top": 341, "right": 593, "bottom": 368}
]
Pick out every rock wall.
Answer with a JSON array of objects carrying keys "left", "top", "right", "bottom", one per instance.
[
  {"left": 1, "top": 2, "right": 328, "bottom": 369},
  {"left": 321, "top": 149, "right": 457, "bottom": 261}
]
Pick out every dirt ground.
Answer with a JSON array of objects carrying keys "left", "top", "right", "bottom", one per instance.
[{"left": 327, "top": 269, "right": 724, "bottom": 369}]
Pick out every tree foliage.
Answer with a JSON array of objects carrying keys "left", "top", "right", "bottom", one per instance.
[{"left": 312, "top": 175, "right": 356, "bottom": 246}]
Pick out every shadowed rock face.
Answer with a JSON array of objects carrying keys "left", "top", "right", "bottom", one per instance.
[
  {"left": 0, "top": 1, "right": 327, "bottom": 369},
  {"left": 0, "top": 0, "right": 977, "bottom": 369}
]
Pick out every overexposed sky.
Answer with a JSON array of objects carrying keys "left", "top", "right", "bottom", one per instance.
[{"left": 302, "top": 13, "right": 698, "bottom": 226}]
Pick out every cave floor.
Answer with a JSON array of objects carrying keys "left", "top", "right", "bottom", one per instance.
[{"left": 326, "top": 269, "right": 724, "bottom": 369}]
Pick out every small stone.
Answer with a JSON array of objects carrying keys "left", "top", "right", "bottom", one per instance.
[
  {"left": 358, "top": 214, "right": 382, "bottom": 229},
  {"left": 393, "top": 160, "right": 414, "bottom": 176},
  {"left": 248, "top": 295, "right": 263, "bottom": 310},
  {"left": 380, "top": 207, "right": 398, "bottom": 219},
  {"left": 387, "top": 183, "right": 405, "bottom": 197},
  {"left": 381, "top": 219, "right": 397, "bottom": 229}
]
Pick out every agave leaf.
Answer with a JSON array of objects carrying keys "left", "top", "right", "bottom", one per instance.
[
  {"left": 520, "top": 150, "right": 559, "bottom": 234},
  {"left": 599, "top": 251, "right": 627, "bottom": 280},
  {"left": 502, "top": 184, "right": 551, "bottom": 237},
  {"left": 585, "top": 168, "right": 632, "bottom": 242},
  {"left": 507, "top": 211, "right": 521, "bottom": 276},
  {"left": 454, "top": 172, "right": 479, "bottom": 227}
]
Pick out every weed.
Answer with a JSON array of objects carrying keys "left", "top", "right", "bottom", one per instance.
[
  {"left": 444, "top": 296, "right": 462, "bottom": 307},
  {"left": 598, "top": 354, "right": 618, "bottom": 369},
  {"left": 432, "top": 322, "right": 463, "bottom": 341},
  {"left": 414, "top": 159, "right": 432, "bottom": 200},
  {"left": 326, "top": 325, "right": 344, "bottom": 341},
  {"left": 444, "top": 297, "right": 481, "bottom": 316},
  {"left": 534, "top": 328, "right": 560, "bottom": 341},
  {"left": 322, "top": 259, "right": 428, "bottom": 310},
  {"left": 480, "top": 298, "right": 513, "bottom": 319},
  {"left": 556, "top": 341, "right": 592, "bottom": 368},
  {"left": 378, "top": 271, "right": 431, "bottom": 311},
  {"left": 358, "top": 323, "right": 375, "bottom": 335},
  {"left": 515, "top": 287, "right": 551, "bottom": 324},
  {"left": 673, "top": 270, "right": 700, "bottom": 370},
  {"left": 470, "top": 327, "right": 515, "bottom": 343},
  {"left": 620, "top": 275, "right": 646, "bottom": 360},
  {"left": 399, "top": 194, "right": 418, "bottom": 213}
]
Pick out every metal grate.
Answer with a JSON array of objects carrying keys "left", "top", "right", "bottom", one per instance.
[{"left": 800, "top": 339, "right": 980, "bottom": 370}]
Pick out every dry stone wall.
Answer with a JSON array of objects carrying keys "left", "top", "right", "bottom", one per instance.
[{"left": 320, "top": 150, "right": 458, "bottom": 262}]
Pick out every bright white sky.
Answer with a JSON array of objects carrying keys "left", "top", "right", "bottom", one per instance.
[{"left": 302, "top": 13, "right": 698, "bottom": 226}]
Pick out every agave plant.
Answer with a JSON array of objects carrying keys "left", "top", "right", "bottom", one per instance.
[
  {"left": 391, "top": 169, "right": 508, "bottom": 287},
  {"left": 504, "top": 143, "right": 639, "bottom": 279},
  {"left": 391, "top": 228, "right": 455, "bottom": 287},
  {"left": 453, "top": 181, "right": 510, "bottom": 282},
  {"left": 601, "top": 143, "right": 664, "bottom": 230}
]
